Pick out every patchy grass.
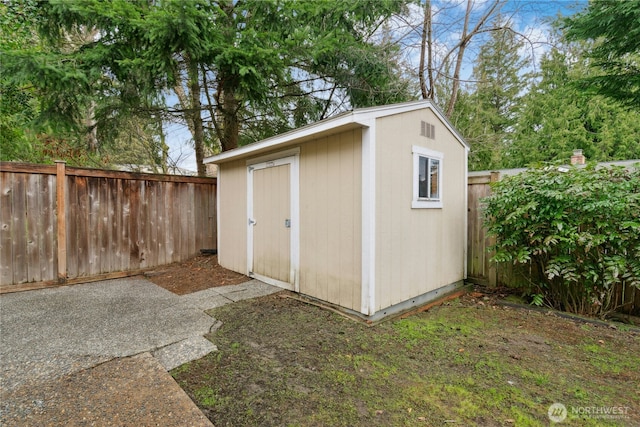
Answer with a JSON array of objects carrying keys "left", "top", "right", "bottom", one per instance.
[{"left": 172, "top": 293, "right": 640, "bottom": 426}]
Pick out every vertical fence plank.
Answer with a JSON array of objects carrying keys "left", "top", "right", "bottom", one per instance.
[
  {"left": 179, "top": 183, "right": 189, "bottom": 261},
  {"left": 12, "top": 174, "right": 27, "bottom": 284},
  {"left": 156, "top": 181, "right": 166, "bottom": 266},
  {"left": 98, "top": 177, "right": 110, "bottom": 274},
  {"left": 25, "top": 173, "right": 42, "bottom": 283},
  {"left": 164, "top": 182, "right": 176, "bottom": 263},
  {"left": 138, "top": 181, "right": 149, "bottom": 268},
  {"left": 109, "top": 178, "right": 121, "bottom": 273},
  {"left": 40, "top": 174, "right": 56, "bottom": 282},
  {"left": 187, "top": 183, "right": 196, "bottom": 257},
  {"left": 76, "top": 176, "right": 90, "bottom": 278},
  {"left": 120, "top": 179, "right": 131, "bottom": 272},
  {"left": 87, "top": 177, "right": 100, "bottom": 276},
  {"left": 194, "top": 183, "right": 203, "bottom": 251},
  {"left": 147, "top": 181, "right": 158, "bottom": 267},
  {"left": 55, "top": 161, "right": 67, "bottom": 283},
  {"left": 65, "top": 175, "right": 78, "bottom": 279},
  {"left": 129, "top": 180, "right": 140, "bottom": 268},
  {"left": 467, "top": 175, "right": 488, "bottom": 283},
  {"left": 0, "top": 172, "right": 14, "bottom": 286}
]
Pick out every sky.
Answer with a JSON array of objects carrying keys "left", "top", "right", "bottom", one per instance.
[{"left": 167, "top": 0, "right": 588, "bottom": 173}]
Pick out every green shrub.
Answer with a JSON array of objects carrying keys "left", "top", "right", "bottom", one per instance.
[{"left": 483, "top": 165, "right": 640, "bottom": 317}]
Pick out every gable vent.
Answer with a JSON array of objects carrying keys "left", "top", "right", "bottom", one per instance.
[{"left": 420, "top": 121, "right": 435, "bottom": 139}]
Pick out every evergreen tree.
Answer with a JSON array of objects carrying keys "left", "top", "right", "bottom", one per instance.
[
  {"left": 2, "top": 0, "right": 411, "bottom": 175},
  {"left": 507, "top": 40, "right": 640, "bottom": 167},
  {"left": 0, "top": 0, "right": 45, "bottom": 162},
  {"left": 564, "top": 0, "right": 640, "bottom": 108}
]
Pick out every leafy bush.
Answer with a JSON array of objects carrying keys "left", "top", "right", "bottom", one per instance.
[{"left": 483, "top": 165, "right": 640, "bottom": 317}]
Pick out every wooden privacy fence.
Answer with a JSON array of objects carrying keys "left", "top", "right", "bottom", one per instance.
[
  {"left": 0, "top": 161, "right": 216, "bottom": 293},
  {"left": 467, "top": 170, "right": 639, "bottom": 315}
]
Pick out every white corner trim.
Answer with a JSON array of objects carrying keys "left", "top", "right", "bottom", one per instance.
[
  {"left": 463, "top": 151, "right": 469, "bottom": 279},
  {"left": 216, "top": 167, "right": 222, "bottom": 263},
  {"left": 246, "top": 166, "right": 254, "bottom": 277},
  {"left": 361, "top": 120, "right": 376, "bottom": 316}
]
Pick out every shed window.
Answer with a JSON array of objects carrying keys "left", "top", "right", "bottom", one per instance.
[{"left": 412, "top": 146, "right": 443, "bottom": 209}]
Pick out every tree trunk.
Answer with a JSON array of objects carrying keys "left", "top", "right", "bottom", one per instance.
[
  {"left": 220, "top": 84, "right": 239, "bottom": 152},
  {"left": 187, "top": 58, "right": 207, "bottom": 176},
  {"left": 444, "top": 0, "right": 503, "bottom": 117},
  {"left": 418, "top": 0, "right": 433, "bottom": 100},
  {"left": 445, "top": 0, "right": 473, "bottom": 117},
  {"left": 214, "top": 68, "right": 240, "bottom": 152},
  {"left": 84, "top": 100, "right": 98, "bottom": 153}
]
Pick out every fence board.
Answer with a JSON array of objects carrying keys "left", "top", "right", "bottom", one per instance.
[
  {"left": 25, "top": 173, "right": 42, "bottom": 283},
  {"left": 139, "top": 181, "right": 149, "bottom": 269},
  {"left": 87, "top": 177, "right": 100, "bottom": 276},
  {"left": 11, "top": 175, "right": 27, "bottom": 284},
  {"left": 1, "top": 172, "right": 13, "bottom": 286},
  {"left": 0, "top": 161, "right": 217, "bottom": 293},
  {"left": 194, "top": 184, "right": 203, "bottom": 251},
  {"left": 41, "top": 174, "right": 56, "bottom": 281},
  {"left": 188, "top": 183, "right": 196, "bottom": 256},
  {"left": 164, "top": 183, "right": 176, "bottom": 263},
  {"left": 148, "top": 181, "right": 159, "bottom": 268},
  {"left": 66, "top": 176, "right": 78, "bottom": 278},
  {"left": 178, "top": 183, "right": 188, "bottom": 262},
  {"left": 108, "top": 178, "right": 120, "bottom": 273},
  {"left": 129, "top": 181, "right": 141, "bottom": 268},
  {"left": 156, "top": 182, "right": 166, "bottom": 266},
  {"left": 120, "top": 179, "right": 131, "bottom": 272},
  {"left": 76, "top": 177, "right": 90, "bottom": 278},
  {"left": 98, "top": 177, "right": 109, "bottom": 274}
]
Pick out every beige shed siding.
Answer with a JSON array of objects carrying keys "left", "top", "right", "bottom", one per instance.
[
  {"left": 374, "top": 108, "right": 466, "bottom": 311},
  {"left": 217, "top": 159, "right": 248, "bottom": 273},
  {"left": 299, "top": 129, "right": 362, "bottom": 311}
]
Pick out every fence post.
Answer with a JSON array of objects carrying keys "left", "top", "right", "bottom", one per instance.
[
  {"left": 55, "top": 160, "right": 67, "bottom": 284},
  {"left": 487, "top": 171, "right": 501, "bottom": 287}
]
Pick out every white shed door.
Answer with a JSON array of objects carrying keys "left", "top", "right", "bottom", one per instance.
[{"left": 248, "top": 160, "right": 294, "bottom": 289}]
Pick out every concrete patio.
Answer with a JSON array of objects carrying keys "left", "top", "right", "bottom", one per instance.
[{"left": 0, "top": 277, "right": 281, "bottom": 425}]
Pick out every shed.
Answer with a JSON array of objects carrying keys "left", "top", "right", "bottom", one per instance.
[{"left": 205, "top": 100, "right": 469, "bottom": 320}]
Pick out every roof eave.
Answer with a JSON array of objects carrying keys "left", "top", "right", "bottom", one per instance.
[{"left": 204, "top": 99, "right": 468, "bottom": 164}]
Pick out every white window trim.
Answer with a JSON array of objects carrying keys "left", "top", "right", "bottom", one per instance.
[{"left": 412, "top": 145, "right": 443, "bottom": 209}]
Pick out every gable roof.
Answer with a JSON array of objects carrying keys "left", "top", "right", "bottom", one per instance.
[{"left": 204, "top": 100, "right": 469, "bottom": 164}]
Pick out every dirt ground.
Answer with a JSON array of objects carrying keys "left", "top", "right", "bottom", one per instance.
[
  {"left": 145, "top": 254, "right": 248, "bottom": 295},
  {"left": 170, "top": 286, "right": 640, "bottom": 426},
  {"left": 143, "top": 258, "right": 639, "bottom": 425}
]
